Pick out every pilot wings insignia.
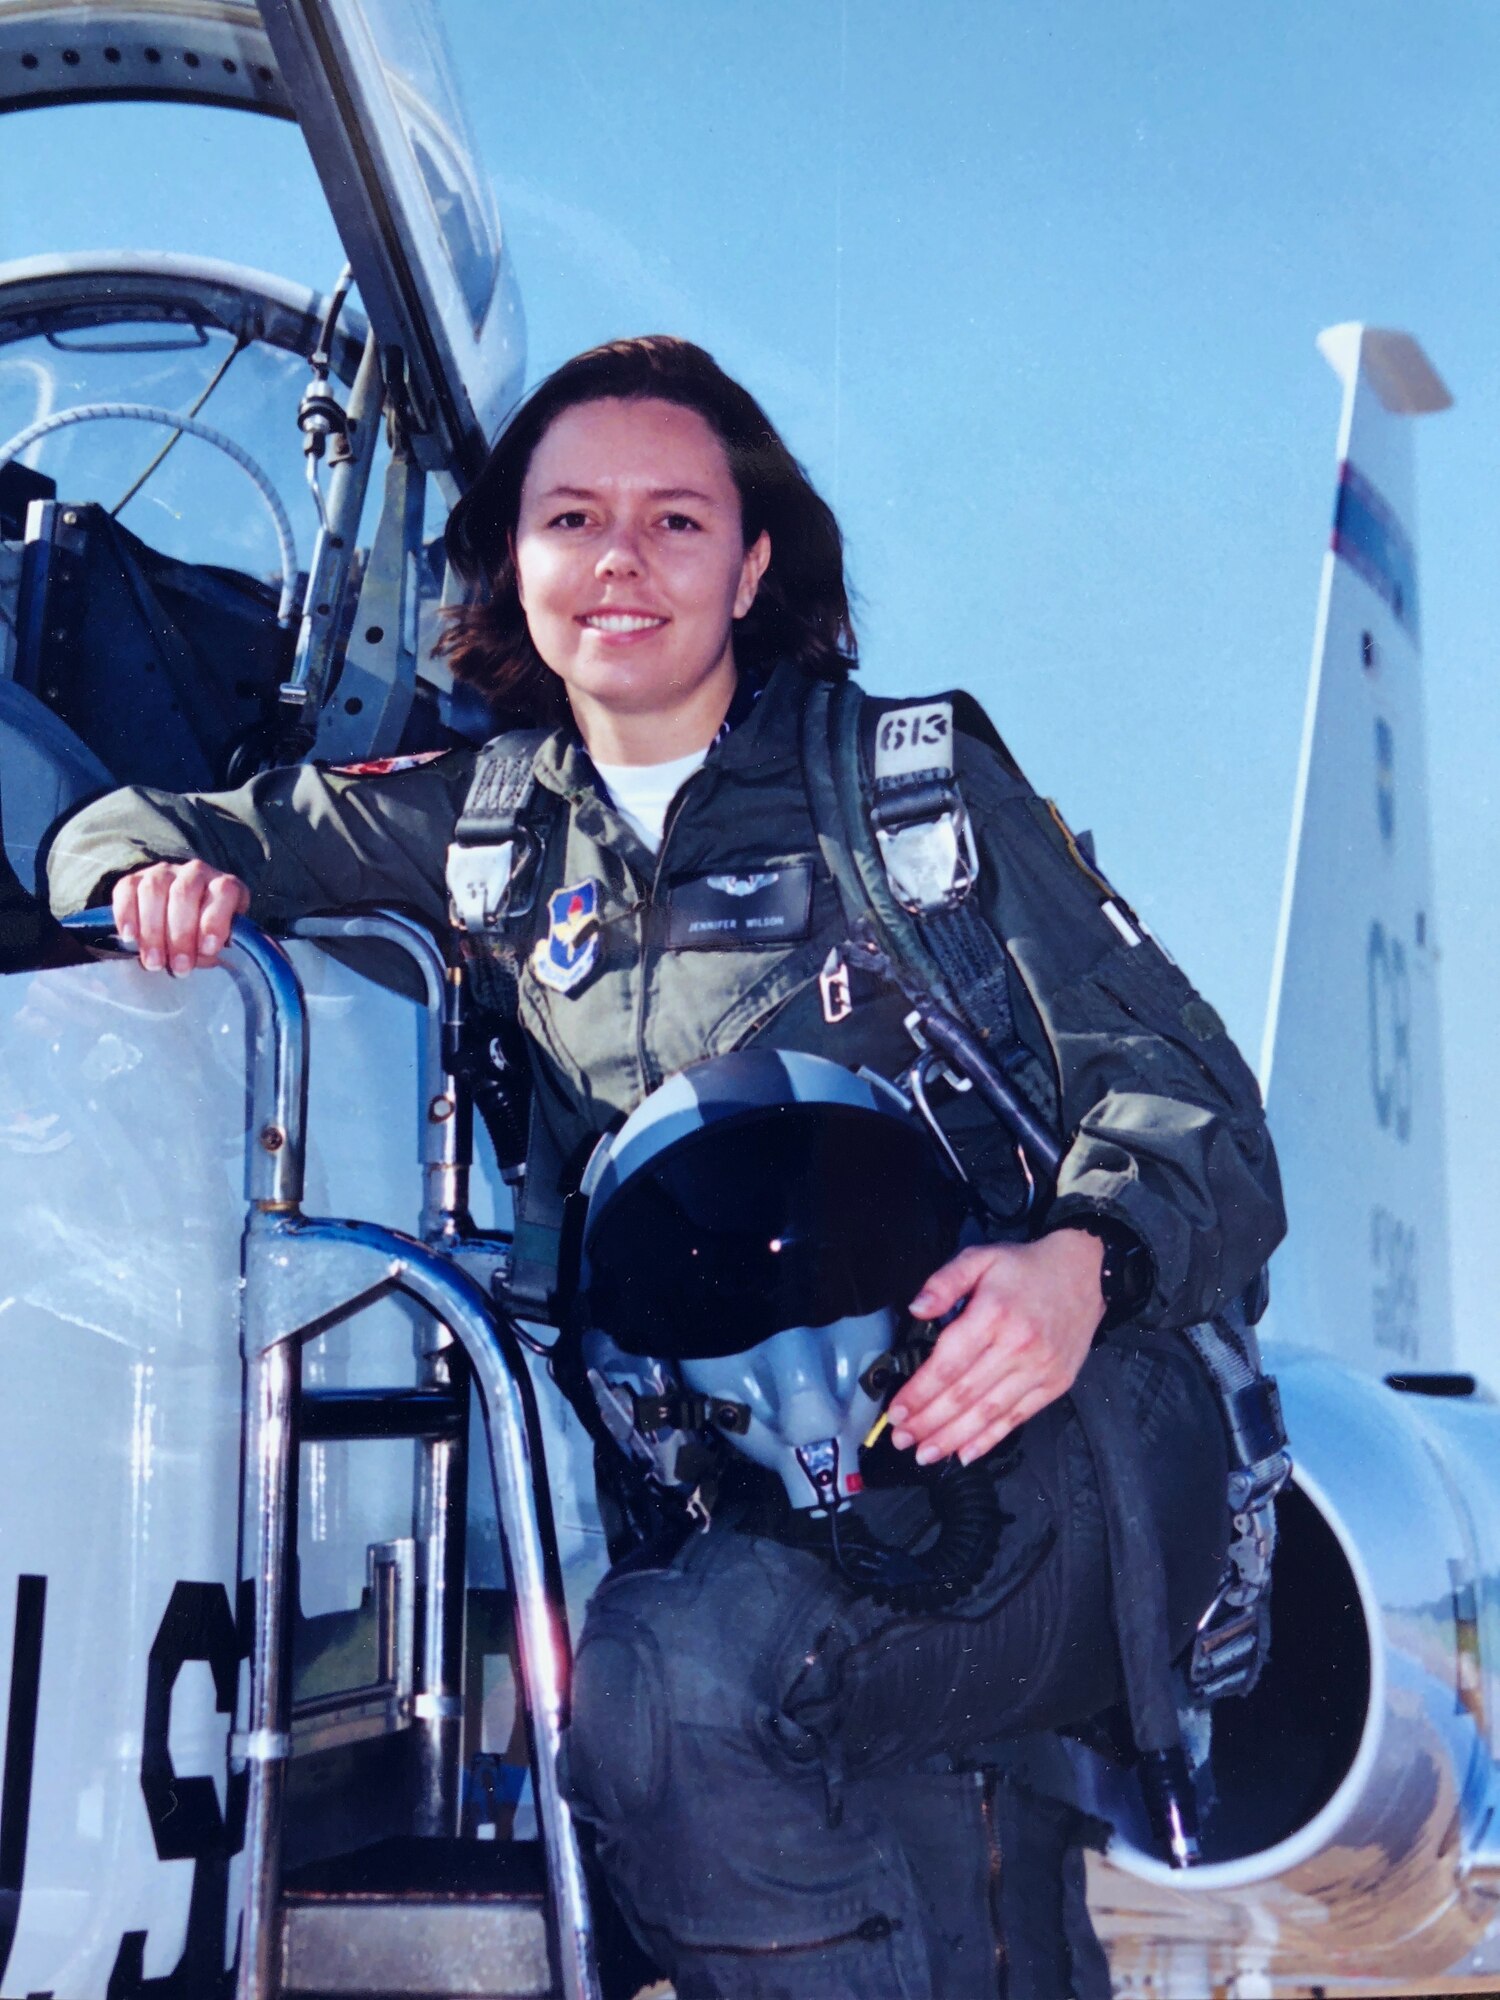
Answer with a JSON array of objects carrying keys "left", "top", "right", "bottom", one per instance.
[{"left": 705, "top": 873, "right": 779, "bottom": 898}]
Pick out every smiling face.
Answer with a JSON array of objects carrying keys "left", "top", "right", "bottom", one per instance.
[{"left": 513, "top": 396, "right": 771, "bottom": 762}]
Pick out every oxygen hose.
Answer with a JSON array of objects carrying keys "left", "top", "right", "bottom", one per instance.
[{"left": 826, "top": 1456, "right": 1005, "bottom": 1615}]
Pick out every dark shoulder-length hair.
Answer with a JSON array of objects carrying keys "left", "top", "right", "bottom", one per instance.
[{"left": 437, "top": 336, "right": 857, "bottom": 724}]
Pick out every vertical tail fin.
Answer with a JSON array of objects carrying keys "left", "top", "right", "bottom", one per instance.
[{"left": 1262, "top": 325, "right": 1455, "bottom": 1374}]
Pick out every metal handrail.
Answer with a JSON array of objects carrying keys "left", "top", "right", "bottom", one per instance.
[
  {"left": 288, "top": 909, "right": 472, "bottom": 1250},
  {"left": 64, "top": 911, "right": 599, "bottom": 2000},
  {"left": 63, "top": 908, "right": 309, "bottom": 1209}
]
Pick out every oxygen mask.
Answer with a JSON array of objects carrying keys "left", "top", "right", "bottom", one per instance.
[{"left": 576, "top": 1048, "right": 969, "bottom": 1516}]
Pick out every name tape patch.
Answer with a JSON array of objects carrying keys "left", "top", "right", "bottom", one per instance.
[{"left": 665, "top": 863, "right": 813, "bottom": 950}]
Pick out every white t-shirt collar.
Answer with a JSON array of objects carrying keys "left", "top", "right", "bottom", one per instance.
[{"left": 591, "top": 745, "right": 711, "bottom": 853}]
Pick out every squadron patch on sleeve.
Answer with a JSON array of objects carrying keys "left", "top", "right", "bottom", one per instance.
[{"left": 330, "top": 751, "right": 447, "bottom": 777}]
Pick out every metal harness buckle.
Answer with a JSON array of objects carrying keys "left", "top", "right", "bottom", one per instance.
[
  {"left": 870, "top": 780, "right": 979, "bottom": 914},
  {"left": 445, "top": 830, "right": 540, "bottom": 933},
  {"left": 867, "top": 700, "right": 979, "bottom": 914},
  {"left": 1188, "top": 1458, "right": 1287, "bottom": 1702}
]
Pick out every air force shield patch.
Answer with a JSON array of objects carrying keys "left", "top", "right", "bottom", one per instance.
[{"left": 531, "top": 879, "right": 603, "bottom": 995}]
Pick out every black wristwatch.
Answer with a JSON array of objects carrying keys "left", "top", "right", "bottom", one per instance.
[{"left": 1055, "top": 1214, "right": 1154, "bottom": 1332}]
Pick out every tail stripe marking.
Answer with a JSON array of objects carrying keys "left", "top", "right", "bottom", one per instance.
[{"left": 1332, "top": 460, "right": 1420, "bottom": 640}]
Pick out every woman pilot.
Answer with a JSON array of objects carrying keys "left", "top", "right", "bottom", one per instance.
[{"left": 50, "top": 335, "right": 1284, "bottom": 1999}]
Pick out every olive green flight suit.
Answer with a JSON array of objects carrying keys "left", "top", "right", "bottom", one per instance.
[{"left": 48, "top": 659, "right": 1284, "bottom": 1324}]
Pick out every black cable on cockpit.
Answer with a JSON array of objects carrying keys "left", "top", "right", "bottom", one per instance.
[{"left": 109, "top": 328, "right": 249, "bottom": 522}]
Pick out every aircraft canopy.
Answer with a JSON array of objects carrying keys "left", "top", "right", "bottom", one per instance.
[{"left": 0, "top": 0, "right": 524, "bottom": 480}]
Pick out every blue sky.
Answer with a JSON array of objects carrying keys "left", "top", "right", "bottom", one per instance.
[{"left": 1, "top": 1, "right": 1495, "bottom": 1356}]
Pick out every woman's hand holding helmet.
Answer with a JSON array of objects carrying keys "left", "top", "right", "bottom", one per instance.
[
  {"left": 112, "top": 859, "right": 251, "bottom": 974},
  {"left": 886, "top": 1230, "right": 1107, "bottom": 1467}
]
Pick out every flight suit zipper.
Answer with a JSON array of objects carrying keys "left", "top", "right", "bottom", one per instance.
[
  {"left": 657, "top": 1913, "right": 902, "bottom": 1958},
  {"left": 633, "top": 768, "right": 706, "bottom": 1095},
  {"left": 982, "top": 1767, "right": 1008, "bottom": 1997}
]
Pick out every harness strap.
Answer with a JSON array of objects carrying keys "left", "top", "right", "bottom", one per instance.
[
  {"left": 1181, "top": 1302, "right": 1290, "bottom": 1702},
  {"left": 446, "top": 728, "right": 554, "bottom": 1021},
  {"left": 809, "top": 678, "right": 1056, "bottom": 1135},
  {"left": 811, "top": 677, "right": 1048, "bottom": 1213},
  {"left": 447, "top": 730, "right": 573, "bottom": 1316},
  {"left": 455, "top": 737, "right": 550, "bottom": 839},
  {"left": 804, "top": 673, "right": 1271, "bottom": 1843},
  {"left": 1182, "top": 1316, "right": 1286, "bottom": 1473},
  {"left": 864, "top": 691, "right": 1021, "bottom": 1054}
]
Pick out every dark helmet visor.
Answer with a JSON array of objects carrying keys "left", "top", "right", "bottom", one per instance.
[{"left": 580, "top": 1100, "right": 968, "bottom": 1359}]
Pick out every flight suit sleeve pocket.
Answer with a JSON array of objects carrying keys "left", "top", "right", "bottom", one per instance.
[{"left": 1086, "top": 938, "right": 1266, "bottom": 1118}]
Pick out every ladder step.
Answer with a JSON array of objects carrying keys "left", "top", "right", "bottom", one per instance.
[
  {"left": 300, "top": 1385, "right": 466, "bottom": 1440},
  {"left": 281, "top": 1838, "right": 555, "bottom": 1998},
  {"left": 281, "top": 1895, "right": 554, "bottom": 1997}
]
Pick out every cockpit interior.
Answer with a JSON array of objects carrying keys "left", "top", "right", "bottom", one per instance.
[{"left": 0, "top": 0, "right": 523, "bottom": 965}]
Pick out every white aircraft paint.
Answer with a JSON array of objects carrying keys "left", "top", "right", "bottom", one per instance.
[{"left": 1261, "top": 324, "right": 1456, "bottom": 1379}]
